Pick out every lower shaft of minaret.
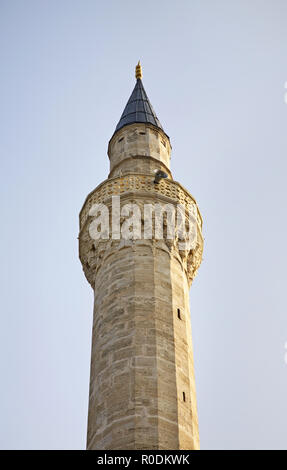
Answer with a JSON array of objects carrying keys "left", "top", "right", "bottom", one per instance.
[{"left": 86, "top": 239, "right": 199, "bottom": 450}]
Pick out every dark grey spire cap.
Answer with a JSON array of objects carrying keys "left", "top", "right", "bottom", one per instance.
[{"left": 114, "top": 78, "right": 164, "bottom": 134}]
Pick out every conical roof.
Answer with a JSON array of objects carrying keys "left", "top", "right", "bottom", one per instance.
[{"left": 114, "top": 63, "right": 164, "bottom": 134}]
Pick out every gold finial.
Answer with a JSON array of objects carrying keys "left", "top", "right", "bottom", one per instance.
[{"left": 135, "top": 61, "right": 142, "bottom": 80}]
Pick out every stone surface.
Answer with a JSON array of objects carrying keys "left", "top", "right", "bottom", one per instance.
[
  {"left": 79, "top": 120, "right": 203, "bottom": 450},
  {"left": 108, "top": 123, "right": 171, "bottom": 178}
]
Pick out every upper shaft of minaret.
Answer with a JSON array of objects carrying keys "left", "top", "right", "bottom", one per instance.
[{"left": 108, "top": 63, "right": 172, "bottom": 179}]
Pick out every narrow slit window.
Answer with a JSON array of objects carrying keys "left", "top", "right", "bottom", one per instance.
[
  {"left": 183, "top": 392, "right": 186, "bottom": 402},
  {"left": 177, "top": 308, "right": 181, "bottom": 319}
]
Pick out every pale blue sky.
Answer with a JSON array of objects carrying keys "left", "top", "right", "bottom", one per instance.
[{"left": 1, "top": 0, "right": 287, "bottom": 449}]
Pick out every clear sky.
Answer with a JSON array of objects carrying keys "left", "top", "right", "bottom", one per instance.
[{"left": 1, "top": 0, "right": 287, "bottom": 450}]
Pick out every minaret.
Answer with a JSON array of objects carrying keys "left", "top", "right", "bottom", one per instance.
[{"left": 79, "top": 63, "right": 203, "bottom": 450}]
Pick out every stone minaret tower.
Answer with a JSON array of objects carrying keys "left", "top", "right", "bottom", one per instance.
[{"left": 79, "top": 63, "right": 203, "bottom": 450}]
